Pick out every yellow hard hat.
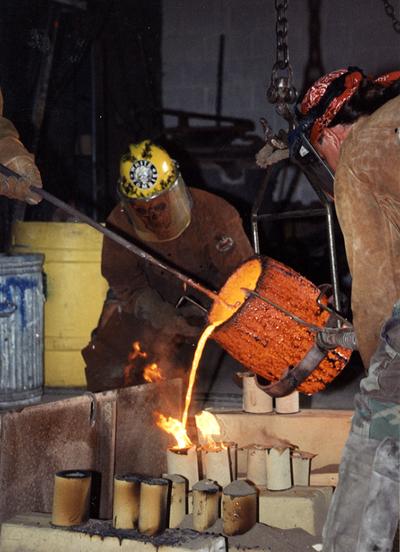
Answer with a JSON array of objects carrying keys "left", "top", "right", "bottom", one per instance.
[{"left": 119, "top": 140, "right": 178, "bottom": 200}]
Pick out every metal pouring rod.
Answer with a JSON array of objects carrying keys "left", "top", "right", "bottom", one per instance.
[
  {"left": 30, "top": 186, "right": 221, "bottom": 303},
  {"left": 0, "top": 160, "right": 221, "bottom": 303}
]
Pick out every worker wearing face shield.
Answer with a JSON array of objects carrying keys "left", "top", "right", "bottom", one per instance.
[
  {"left": 82, "top": 140, "right": 254, "bottom": 392},
  {"left": 0, "top": 89, "right": 42, "bottom": 205},
  {"left": 297, "top": 68, "right": 400, "bottom": 552}
]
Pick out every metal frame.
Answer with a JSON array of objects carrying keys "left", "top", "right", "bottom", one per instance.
[{"left": 251, "top": 140, "right": 342, "bottom": 313}]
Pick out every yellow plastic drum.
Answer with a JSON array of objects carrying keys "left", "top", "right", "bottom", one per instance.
[{"left": 12, "top": 222, "right": 107, "bottom": 387}]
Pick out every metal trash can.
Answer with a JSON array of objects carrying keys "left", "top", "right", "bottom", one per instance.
[{"left": 0, "top": 254, "right": 44, "bottom": 409}]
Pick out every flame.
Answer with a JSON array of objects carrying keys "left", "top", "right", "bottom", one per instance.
[
  {"left": 124, "top": 341, "right": 147, "bottom": 386},
  {"left": 143, "top": 362, "right": 164, "bottom": 383},
  {"left": 195, "top": 410, "right": 225, "bottom": 451},
  {"left": 155, "top": 412, "right": 193, "bottom": 450},
  {"left": 181, "top": 323, "right": 220, "bottom": 428},
  {"left": 128, "top": 341, "right": 147, "bottom": 361}
]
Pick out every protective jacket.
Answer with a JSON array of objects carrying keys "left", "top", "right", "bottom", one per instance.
[
  {"left": 83, "top": 187, "right": 254, "bottom": 392},
  {"left": 334, "top": 95, "right": 400, "bottom": 368}
]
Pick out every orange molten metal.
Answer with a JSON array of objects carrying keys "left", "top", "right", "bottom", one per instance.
[
  {"left": 209, "top": 256, "right": 351, "bottom": 394},
  {"left": 181, "top": 323, "right": 220, "bottom": 428}
]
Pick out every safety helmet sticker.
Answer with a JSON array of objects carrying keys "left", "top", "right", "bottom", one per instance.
[{"left": 129, "top": 160, "right": 158, "bottom": 190}]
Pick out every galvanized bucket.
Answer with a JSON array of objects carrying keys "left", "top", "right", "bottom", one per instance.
[{"left": 0, "top": 254, "right": 44, "bottom": 408}]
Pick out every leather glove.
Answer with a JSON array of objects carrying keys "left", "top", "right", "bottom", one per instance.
[
  {"left": 255, "top": 143, "right": 289, "bottom": 168},
  {"left": 134, "top": 288, "right": 202, "bottom": 338},
  {"left": 0, "top": 136, "right": 42, "bottom": 204}
]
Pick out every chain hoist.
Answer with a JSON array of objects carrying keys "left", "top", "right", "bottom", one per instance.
[
  {"left": 259, "top": 0, "right": 298, "bottom": 154},
  {"left": 382, "top": 0, "right": 400, "bottom": 33},
  {"left": 266, "top": 0, "right": 298, "bottom": 112}
]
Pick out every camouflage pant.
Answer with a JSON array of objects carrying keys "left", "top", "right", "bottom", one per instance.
[
  {"left": 323, "top": 309, "right": 400, "bottom": 552},
  {"left": 352, "top": 314, "right": 400, "bottom": 441}
]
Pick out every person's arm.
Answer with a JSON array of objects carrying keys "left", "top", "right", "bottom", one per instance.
[
  {"left": 0, "top": 90, "right": 42, "bottom": 204},
  {"left": 102, "top": 206, "right": 201, "bottom": 338},
  {"left": 206, "top": 197, "right": 254, "bottom": 288}
]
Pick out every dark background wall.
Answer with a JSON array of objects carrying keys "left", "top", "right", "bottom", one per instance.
[
  {"left": 162, "top": 0, "right": 399, "bottom": 136},
  {"left": 0, "top": 0, "right": 163, "bottom": 225}
]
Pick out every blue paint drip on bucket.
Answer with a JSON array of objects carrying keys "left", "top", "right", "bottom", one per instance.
[
  {"left": 0, "top": 253, "right": 44, "bottom": 409},
  {"left": 0, "top": 276, "right": 37, "bottom": 328}
]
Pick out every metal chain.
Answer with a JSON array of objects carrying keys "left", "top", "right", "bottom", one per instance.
[
  {"left": 382, "top": 0, "right": 400, "bottom": 33},
  {"left": 267, "top": 0, "right": 297, "bottom": 108},
  {"left": 275, "top": 0, "right": 289, "bottom": 69}
]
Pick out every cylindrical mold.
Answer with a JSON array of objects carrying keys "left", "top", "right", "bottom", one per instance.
[
  {"left": 12, "top": 222, "right": 108, "bottom": 387},
  {"left": 0, "top": 253, "right": 44, "bottom": 409},
  {"left": 209, "top": 257, "right": 351, "bottom": 395},
  {"left": 51, "top": 470, "right": 92, "bottom": 527},
  {"left": 222, "top": 480, "right": 257, "bottom": 536},
  {"left": 291, "top": 451, "right": 315, "bottom": 486},
  {"left": 112, "top": 473, "right": 141, "bottom": 529},
  {"left": 275, "top": 391, "right": 299, "bottom": 414},
  {"left": 203, "top": 446, "right": 232, "bottom": 487},
  {"left": 246, "top": 444, "right": 268, "bottom": 486},
  {"left": 266, "top": 447, "right": 292, "bottom": 491},
  {"left": 237, "top": 446, "right": 248, "bottom": 477},
  {"left": 188, "top": 490, "right": 193, "bottom": 515},
  {"left": 240, "top": 372, "right": 273, "bottom": 413},
  {"left": 192, "top": 479, "right": 220, "bottom": 532},
  {"left": 138, "top": 477, "right": 169, "bottom": 536},
  {"left": 163, "top": 474, "right": 187, "bottom": 528},
  {"left": 227, "top": 442, "right": 238, "bottom": 480},
  {"left": 166, "top": 446, "right": 199, "bottom": 490}
]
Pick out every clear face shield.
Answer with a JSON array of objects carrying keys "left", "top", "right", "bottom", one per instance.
[{"left": 120, "top": 173, "right": 192, "bottom": 243}]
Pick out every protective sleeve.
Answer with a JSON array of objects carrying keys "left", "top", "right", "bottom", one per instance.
[
  {"left": 0, "top": 89, "right": 42, "bottom": 203},
  {"left": 101, "top": 206, "right": 150, "bottom": 313},
  {"left": 0, "top": 87, "right": 23, "bottom": 153},
  {"left": 202, "top": 195, "right": 254, "bottom": 288}
]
